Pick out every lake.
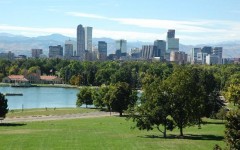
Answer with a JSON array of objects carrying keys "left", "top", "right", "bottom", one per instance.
[{"left": 0, "top": 86, "right": 79, "bottom": 110}]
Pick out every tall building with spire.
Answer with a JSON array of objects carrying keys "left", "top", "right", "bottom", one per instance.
[{"left": 77, "top": 24, "right": 85, "bottom": 60}]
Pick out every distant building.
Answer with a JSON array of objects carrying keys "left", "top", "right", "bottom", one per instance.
[
  {"left": 0, "top": 51, "right": 14, "bottom": 60},
  {"left": 154, "top": 40, "right": 166, "bottom": 60},
  {"left": 116, "top": 39, "right": 127, "bottom": 58},
  {"left": 202, "top": 46, "right": 212, "bottom": 54},
  {"left": 206, "top": 54, "right": 219, "bottom": 65},
  {"left": 141, "top": 45, "right": 157, "bottom": 60},
  {"left": 49, "top": 45, "right": 63, "bottom": 58},
  {"left": 130, "top": 48, "right": 141, "bottom": 59},
  {"left": 64, "top": 40, "right": 74, "bottom": 58},
  {"left": 167, "top": 29, "right": 175, "bottom": 38},
  {"left": 32, "top": 49, "right": 43, "bottom": 58},
  {"left": 213, "top": 47, "right": 223, "bottom": 64},
  {"left": 65, "top": 39, "right": 77, "bottom": 58},
  {"left": 191, "top": 48, "right": 201, "bottom": 64},
  {"left": 170, "top": 51, "right": 188, "bottom": 64},
  {"left": 84, "top": 27, "right": 93, "bottom": 52},
  {"left": 98, "top": 41, "right": 107, "bottom": 61},
  {"left": 166, "top": 29, "right": 179, "bottom": 61},
  {"left": 77, "top": 24, "right": 85, "bottom": 60},
  {"left": 197, "top": 52, "right": 208, "bottom": 64}
]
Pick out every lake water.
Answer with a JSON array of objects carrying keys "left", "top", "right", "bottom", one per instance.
[{"left": 0, "top": 86, "right": 79, "bottom": 110}]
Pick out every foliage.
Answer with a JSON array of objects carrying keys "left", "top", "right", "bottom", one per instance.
[
  {"left": 225, "top": 109, "right": 240, "bottom": 150},
  {"left": 0, "top": 93, "right": 8, "bottom": 119},
  {"left": 104, "top": 82, "right": 137, "bottom": 116},
  {"left": 76, "top": 87, "right": 93, "bottom": 108}
]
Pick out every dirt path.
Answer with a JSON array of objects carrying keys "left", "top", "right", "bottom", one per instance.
[{"left": 3, "top": 111, "right": 118, "bottom": 123}]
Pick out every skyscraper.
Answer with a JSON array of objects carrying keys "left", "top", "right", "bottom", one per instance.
[
  {"left": 77, "top": 24, "right": 85, "bottom": 60},
  {"left": 32, "top": 49, "right": 43, "bottom": 58},
  {"left": 154, "top": 40, "right": 166, "bottom": 59},
  {"left": 213, "top": 47, "right": 223, "bottom": 64},
  {"left": 167, "top": 29, "right": 175, "bottom": 38},
  {"left": 166, "top": 29, "right": 179, "bottom": 61},
  {"left": 98, "top": 41, "right": 107, "bottom": 61},
  {"left": 116, "top": 39, "right": 127, "bottom": 58},
  {"left": 141, "top": 45, "right": 157, "bottom": 60},
  {"left": 84, "top": 27, "right": 93, "bottom": 52},
  {"left": 64, "top": 40, "right": 74, "bottom": 58},
  {"left": 49, "top": 45, "right": 63, "bottom": 58}
]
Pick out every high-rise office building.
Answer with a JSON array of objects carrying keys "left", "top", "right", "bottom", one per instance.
[
  {"left": 141, "top": 45, "right": 157, "bottom": 60},
  {"left": 84, "top": 27, "right": 93, "bottom": 52},
  {"left": 166, "top": 29, "right": 179, "bottom": 61},
  {"left": 213, "top": 47, "right": 223, "bottom": 64},
  {"left": 77, "top": 24, "right": 85, "bottom": 60},
  {"left": 202, "top": 46, "right": 212, "bottom": 54},
  {"left": 49, "top": 45, "right": 63, "bottom": 58},
  {"left": 167, "top": 29, "right": 175, "bottom": 38},
  {"left": 98, "top": 41, "right": 107, "bottom": 61},
  {"left": 154, "top": 40, "right": 166, "bottom": 59},
  {"left": 191, "top": 48, "right": 201, "bottom": 64},
  {"left": 64, "top": 40, "right": 74, "bottom": 58},
  {"left": 32, "top": 49, "right": 43, "bottom": 58},
  {"left": 116, "top": 39, "right": 127, "bottom": 54},
  {"left": 170, "top": 51, "right": 188, "bottom": 64}
]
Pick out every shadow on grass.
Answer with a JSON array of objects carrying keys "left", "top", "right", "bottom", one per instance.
[
  {"left": 0, "top": 123, "right": 26, "bottom": 127},
  {"left": 139, "top": 134, "right": 224, "bottom": 141},
  {"left": 202, "top": 121, "right": 225, "bottom": 125}
]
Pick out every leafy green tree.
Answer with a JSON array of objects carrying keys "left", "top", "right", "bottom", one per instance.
[
  {"left": 105, "top": 82, "right": 137, "bottom": 116},
  {"left": 225, "top": 109, "right": 240, "bottom": 150},
  {"left": 76, "top": 87, "right": 93, "bottom": 108},
  {"left": 92, "top": 86, "right": 109, "bottom": 109},
  {"left": 0, "top": 93, "right": 8, "bottom": 119},
  {"left": 225, "top": 83, "right": 240, "bottom": 106},
  {"left": 166, "top": 67, "right": 217, "bottom": 136},
  {"left": 128, "top": 80, "right": 175, "bottom": 138}
]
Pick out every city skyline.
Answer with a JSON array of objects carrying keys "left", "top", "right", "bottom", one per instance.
[{"left": 0, "top": 0, "right": 240, "bottom": 44}]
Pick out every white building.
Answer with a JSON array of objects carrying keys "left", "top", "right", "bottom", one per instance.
[
  {"left": 191, "top": 48, "right": 201, "bottom": 64},
  {"left": 206, "top": 54, "right": 219, "bottom": 65}
]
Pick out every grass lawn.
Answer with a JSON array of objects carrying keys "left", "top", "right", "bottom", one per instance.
[
  {"left": 0, "top": 117, "right": 225, "bottom": 150},
  {"left": 6, "top": 108, "right": 100, "bottom": 118}
]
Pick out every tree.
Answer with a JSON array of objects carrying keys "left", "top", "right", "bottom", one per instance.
[
  {"left": 225, "top": 109, "right": 240, "bottom": 150},
  {"left": 76, "top": 87, "right": 93, "bottom": 108},
  {"left": 224, "top": 72, "right": 240, "bottom": 106},
  {"left": 128, "top": 79, "right": 175, "bottom": 138},
  {"left": 92, "top": 86, "right": 109, "bottom": 109},
  {"left": 0, "top": 93, "right": 8, "bottom": 119},
  {"left": 105, "top": 82, "right": 137, "bottom": 116},
  {"left": 166, "top": 67, "right": 217, "bottom": 136}
]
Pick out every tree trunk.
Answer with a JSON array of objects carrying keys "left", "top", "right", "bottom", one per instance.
[
  {"left": 180, "top": 126, "right": 183, "bottom": 137},
  {"left": 119, "top": 112, "right": 122, "bottom": 117},
  {"left": 163, "top": 125, "right": 167, "bottom": 138},
  {"left": 86, "top": 104, "right": 87, "bottom": 108}
]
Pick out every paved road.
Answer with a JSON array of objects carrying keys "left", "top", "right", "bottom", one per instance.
[{"left": 3, "top": 111, "right": 117, "bottom": 123}]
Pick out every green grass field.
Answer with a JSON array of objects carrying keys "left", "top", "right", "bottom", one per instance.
[{"left": 0, "top": 116, "right": 225, "bottom": 150}]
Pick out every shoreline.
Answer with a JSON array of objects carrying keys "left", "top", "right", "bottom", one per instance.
[{"left": 0, "top": 83, "right": 80, "bottom": 89}]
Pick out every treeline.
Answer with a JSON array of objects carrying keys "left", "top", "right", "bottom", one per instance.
[{"left": 1, "top": 58, "right": 240, "bottom": 90}]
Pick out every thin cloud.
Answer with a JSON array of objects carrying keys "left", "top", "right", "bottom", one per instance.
[
  {"left": 66, "top": 12, "right": 108, "bottom": 19},
  {"left": 66, "top": 12, "right": 232, "bottom": 33}
]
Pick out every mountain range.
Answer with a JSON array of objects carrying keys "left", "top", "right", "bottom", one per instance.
[{"left": 0, "top": 33, "right": 240, "bottom": 58}]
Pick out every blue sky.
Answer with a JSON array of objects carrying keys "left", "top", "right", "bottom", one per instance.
[{"left": 0, "top": 0, "right": 240, "bottom": 44}]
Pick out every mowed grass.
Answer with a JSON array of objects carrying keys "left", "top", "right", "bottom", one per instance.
[
  {"left": 6, "top": 108, "right": 99, "bottom": 118},
  {"left": 0, "top": 117, "right": 225, "bottom": 150}
]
